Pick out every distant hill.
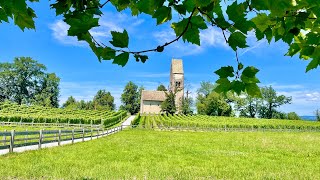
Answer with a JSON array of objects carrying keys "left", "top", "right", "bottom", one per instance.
[{"left": 300, "top": 116, "right": 317, "bottom": 121}]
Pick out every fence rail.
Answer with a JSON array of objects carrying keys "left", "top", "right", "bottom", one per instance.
[
  {"left": 0, "top": 125, "right": 123, "bottom": 153},
  {"left": 0, "top": 121, "right": 102, "bottom": 128}
]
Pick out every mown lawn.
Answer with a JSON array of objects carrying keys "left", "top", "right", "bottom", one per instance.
[{"left": 1, "top": 129, "right": 320, "bottom": 179}]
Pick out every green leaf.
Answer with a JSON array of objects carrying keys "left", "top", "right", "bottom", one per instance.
[
  {"left": 172, "top": 18, "right": 202, "bottom": 45},
  {"left": 101, "top": 47, "right": 116, "bottom": 60},
  {"left": 214, "top": 66, "right": 234, "bottom": 78},
  {"left": 215, "top": 78, "right": 231, "bottom": 93},
  {"left": 64, "top": 13, "right": 99, "bottom": 37},
  {"left": 242, "top": 66, "right": 259, "bottom": 78},
  {"left": 51, "top": 0, "right": 72, "bottom": 15},
  {"left": 228, "top": 32, "right": 248, "bottom": 51},
  {"left": 241, "top": 75, "right": 260, "bottom": 84},
  {"left": 113, "top": 52, "right": 130, "bottom": 67},
  {"left": 137, "top": 0, "right": 156, "bottom": 15},
  {"left": 109, "top": 30, "right": 129, "bottom": 48},
  {"left": 255, "top": 29, "right": 264, "bottom": 40},
  {"left": 183, "top": 0, "right": 196, "bottom": 12},
  {"left": 238, "top": 63, "right": 244, "bottom": 70},
  {"left": 139, "top": 55, "right": 148, "bottom": 63},
  {"left": 306, "top": 58, "right": 320, "bottom": 72},
  {"left": 230, "top": 80, "right": 245, "bottom": 95},
  {"left": 195, "top": 0, "right": 213, "bottom": 7},
  {"left": 191, "top": 16, "right": 207, "bottom": 30},
  {"left": 286, "top": 43, "right": 301, "bottom": 57},
  {"left": 245, "top": 83, "right": 261, "bottom": 97},
  {"left": 226, "top": 2, "right": 247, "bottom": 23},
  {"left": 251, "top": 13, "right": 275, "bottom": 32},
  {"left": 134, "top": 54, "right": 149, "bottom": 63},
  {"left": 173, "top": 5, "right": 187, "bottom": 15},
  {"left": 183, "top": 27, "right": 200, "bottom": 45},
  {"left": 152, "top": 6, "right": 172, "bottom": 25}
]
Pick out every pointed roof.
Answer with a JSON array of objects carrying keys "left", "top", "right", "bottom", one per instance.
[
  {"left": 141, "top": 90, "right": 166, "bottom": 101},
  {"left": 171, "top": 59, "right": 183, "bottom": 74}
]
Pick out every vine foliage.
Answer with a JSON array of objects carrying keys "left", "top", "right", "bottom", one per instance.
[{"left": 1, "top": 0, "right": 319, "bottom": 97}]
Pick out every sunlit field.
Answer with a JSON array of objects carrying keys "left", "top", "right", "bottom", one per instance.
[{"left": 1, "top": 129, "right": 320, "bottom": 179}]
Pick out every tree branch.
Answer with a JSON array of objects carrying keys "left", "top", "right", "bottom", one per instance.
[{"left": 92, "top": 8, "right": 197, "bottom": 55}]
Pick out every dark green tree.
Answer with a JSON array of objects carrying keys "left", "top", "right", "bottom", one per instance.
[
  {"left": 236, "top": 93, "right": 261, "bottom": 118},
  {"left": 181, "top": 96, "right": 193, "bottom": 115},
  {"left": 287, "top": 112, "right": 301, "bottom": 120},
  {"left": 0, "top": 57, "right": 60, "bottom": 106},
  {"left": 315, "top": 109, "right": 320, "bottom": 122},
  {"left": 93, "top": 90, "right": 115, "bottom": 110},
  {"left": 259, "top": 86, "right": 292, "bottom": 119},
  {"left": 157, "top": 84, "right": 167, "bottom": 91},
  {"left": 196, "top": 82, "right": 233, "bottom": 116},
  {"left": 161, "top": 89, "right": 177, "bottom": 115},
  {"left": 62, "top": 96, "right": 77, "bottom": 109},
  {"left": 33, "top": 73, "right": 60, "bottom": 108},
  {"left": 120, "top": 81, "right": 140, "bottom": 114}
]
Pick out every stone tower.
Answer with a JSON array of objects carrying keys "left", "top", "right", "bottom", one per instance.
[{"left": 170, "top": 59, "right": 184, "bottom": 112}]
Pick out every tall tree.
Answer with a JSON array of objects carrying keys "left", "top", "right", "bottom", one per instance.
[
  {"left": 236, "top": 93, "right": 261, "bottom": 118},
  {"left": 181, "top": 96, "right": 193, "bottom": 115},
  {"left": 0, "top": 57, "right": 59, "bottom": 106},
  {"left": 62, "top": 96, "right": 77, "bottom": 109},
  {"left": 120, "top": 81, "right": 140, "bottom": 114},
  {"left": 315, "top": 109, "right": 320, "bottom": 122},
  {"left": 2, "top": 1, "right": 320, "bottom": 97},
  {"left": 287, "top": 112, "right": 301, "bottom": 120},
  {"left": 33, "top": 73, "right": 60, "bottom": 108},
  {"left": 93, "top": 90, "right": 115, "bottom": 110},
  {"left": 157, "top": 84, "right": 167, "bottom": 91},
  {"left": 161, "top": 89, "right": 177, "bottom": 115},
  {"left": 260, "top": 86, "right": 292, "bottom": 119}
]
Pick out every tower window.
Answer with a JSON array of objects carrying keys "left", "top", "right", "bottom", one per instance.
[{"left": 175, "top": 81, "right": 181, "bottom": 88}]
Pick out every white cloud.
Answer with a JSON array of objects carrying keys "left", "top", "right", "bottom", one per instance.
[
  {"left": 153, "top": 26, "right": 228, "bottom": 56},
  {"left": 133, "top": 73, "right": 169, "bottom": 78},
  {"left": 49, "top": 21, "right": 86, "bottom": 46},
  {"left": 49, "top": 12, "right": 144, "bottom": 46},
  {"left": 200, "top": 27, "right": 228, "bottom": 48},
  {"left": 277, "top": 89, "right": 320, "bottom": 115}
]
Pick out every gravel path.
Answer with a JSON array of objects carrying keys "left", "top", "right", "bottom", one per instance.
[{"left": 0, "top": 115, "right": 135, "bottom": 156}]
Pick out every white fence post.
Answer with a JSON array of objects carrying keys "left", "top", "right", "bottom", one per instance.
[
  {"left": 25, "top": 129, "right": 28, "bottom": 144},
  {"left": 72, "top": 129, "right": 74, "bottom": 144},
  {"left": 9, "top": 130, "right": 15, "bottom": 153},
  {"left": 58, "top": 130, "right": 61, "bottom": 146},
  {"left": 39, "top": 129, "right": 43, "bottom": 149},
  {"left": 82, "top": 129, "right": 85, "bottom": 142},
  {"left": 97, "top": 129, "right": 100, "bottom": 139},
  {"left": 3, "top": 130, "right": 7, "bottom": 146},
  {"left": 91, "top": 128, "right": 93, "bottom": 140}
]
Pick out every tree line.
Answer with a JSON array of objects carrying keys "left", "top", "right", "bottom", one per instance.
[{"left": 1, "top": 57, "right": 318, "bottom": 120}]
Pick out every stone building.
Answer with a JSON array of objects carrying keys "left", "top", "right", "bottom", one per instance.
[{"left": 140, "top": 59, "right": 184, "bottom": 114}]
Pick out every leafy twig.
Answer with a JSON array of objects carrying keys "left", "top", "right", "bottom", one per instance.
[{"left": 92, "top": 8, "right": 197, "bottom": 55}]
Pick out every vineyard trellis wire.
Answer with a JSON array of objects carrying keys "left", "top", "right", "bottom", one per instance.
[{"left": 131, "top": 114, "right": 320, "bottom": 132}]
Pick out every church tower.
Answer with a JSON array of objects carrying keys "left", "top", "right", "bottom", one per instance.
[{"left": 170, "top": 59, "right": 184, "bottom": 112}]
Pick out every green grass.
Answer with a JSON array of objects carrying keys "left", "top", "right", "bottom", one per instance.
[{"left": 1, "top": 129, "right": 320, "bottom": 179}]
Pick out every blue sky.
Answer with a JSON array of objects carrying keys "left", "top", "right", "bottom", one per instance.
[{"left": 0, "top": 2, "right": 319, "bottom": 115}]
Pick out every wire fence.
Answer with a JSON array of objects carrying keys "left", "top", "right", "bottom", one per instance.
[
  {"left": 0, "top": 121, "right": 102, "bottom": 129},
  {"left": 0, "top": 126, "right": 123, "bottom": 153}
]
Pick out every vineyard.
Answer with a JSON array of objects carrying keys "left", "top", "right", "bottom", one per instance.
[
  {"left": 0, "top": 102, "right": 127, "bottom": 127},
  {"left": 133, "top": 114, "right": 320, "bottom": 131}
]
